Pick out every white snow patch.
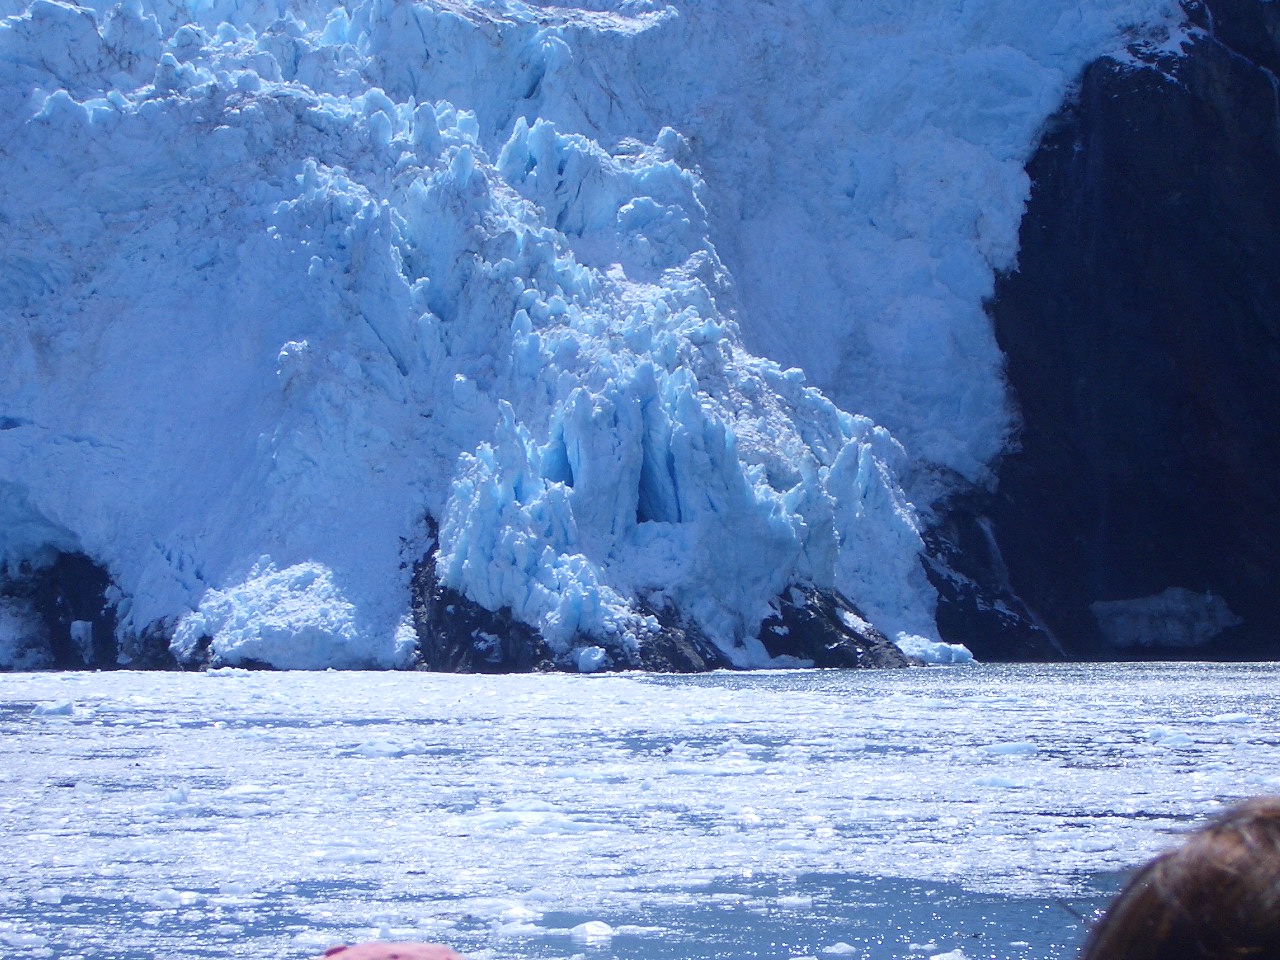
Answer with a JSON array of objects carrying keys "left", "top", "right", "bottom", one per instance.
[{"left": 837, "top": 610, "right": 873, "bottom": 634}]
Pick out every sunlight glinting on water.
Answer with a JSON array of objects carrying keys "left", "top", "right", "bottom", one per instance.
[{"left": 1, "top": 663, "right": 1277, "bottom": 959}]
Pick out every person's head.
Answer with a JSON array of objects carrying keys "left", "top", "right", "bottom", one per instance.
[
  {"left": 317, "top": 944, "right": 466, "bottom": 960},
  {"left": 1082, "top": 796, "right": 1280, "bottom": 960}
]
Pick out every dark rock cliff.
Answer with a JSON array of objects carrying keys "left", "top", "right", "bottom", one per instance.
[{"left": 937, "top": 0, "right": 1280, "bottom": 659}]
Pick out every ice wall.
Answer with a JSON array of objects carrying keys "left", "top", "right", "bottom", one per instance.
[{"left": 0, "top": 0, "right": 1180, "bottom": 669}]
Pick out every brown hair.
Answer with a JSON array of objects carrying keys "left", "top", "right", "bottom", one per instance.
[{"left": 1081, "top": 797, "right": 1280, "bottom": 960}]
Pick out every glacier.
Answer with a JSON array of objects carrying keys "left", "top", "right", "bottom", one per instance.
[{"left": 0, "top": 0, "right": 1182, "bottom": 670}]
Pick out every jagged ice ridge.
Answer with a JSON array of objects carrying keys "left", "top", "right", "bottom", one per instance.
[{"left": 0, "top": 0, "right": 1182, "bottom": 669}]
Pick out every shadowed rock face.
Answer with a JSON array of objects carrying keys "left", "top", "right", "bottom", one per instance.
[
  {"left": 411, "top": 560, "right": 910, "bottom": 674},
  {"left": 757, "top": 585, "right": 910, "bottom": 670},
  {"left": 411, "top": 520, "right": 908, "bottom": 672},
  {"left": 1, "top": 552, "right": 119, "bottom": 669},
  {"left": 955, "top": 0, "right": 1280, "bottom": 659}
]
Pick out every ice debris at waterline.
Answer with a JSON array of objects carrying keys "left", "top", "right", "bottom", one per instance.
[{"left": 0, "top": 0, "right": 1182, "bottom": 671}]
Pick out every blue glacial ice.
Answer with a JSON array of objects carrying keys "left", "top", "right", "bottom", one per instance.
[{"left": 0, "top": 0, "right": 1184, "bottom": 669}]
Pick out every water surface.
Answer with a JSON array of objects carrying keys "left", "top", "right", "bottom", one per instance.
[{"left": 2, "top": 663, "right": 1276, "bottom": 959}]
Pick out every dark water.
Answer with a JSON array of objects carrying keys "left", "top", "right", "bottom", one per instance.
[
  {"left": 8, "top": 870, "right": 1122, "bottom": 960},
  {"left": 478, "top": 872, "right": 1122, "bottom": 960}
]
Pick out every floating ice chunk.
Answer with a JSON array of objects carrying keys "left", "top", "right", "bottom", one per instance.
[
  {"left": 1091, "top": 588, "right": 1241, "bottom": 648},
  {"left": 290, "top": 931, "right": 338, "bottom": 956},
  {"left": 972, "top": 775, "right": 1026, "bottom": 789},
  {"left": 351, "top": 738, "right": 410, "bottom": 758},
  {"left": 822, "top": 944, "right": 858, "bottom": 956},
  {"left": 68, "top": 620, "right": 94, "bottom": 663},
  {"left": 499, "top": 905, "right": 541, "bottom": 923},
  {"left": 982, "top": 742, "right": 1039, "bottom": 756},
  {"left": 931, "top": 952, "right": 968, "bottom": 960},
  {"left": 895, "top": 635, "right": 975, "bottom": 665},
  {"left": 0, "top": 929, "right": 48, "bottom": 950},
  {"left": 577, "top": 645, "right": 608, "bottom": 673},
  {"left": 222, "top": 783, "right": 287, "bottom": 799},
  {"left": 149, "top": 888, "right": 200, "bottom": 908},
  {"left": 494, "top": 920, "right": 544, "bottom": 939},
  {"left": 310, "top": 841, "right": 380, "bottom": 864},
  {"left": 163, "top": 785, "right": 190, "bottom": 805},
  {"left": 31, "top": 701, "right": 74, "bottom": 717},
  {"left": 777, "top": 894, "right": 813, "bottom": 909},
  {"left": 1205, "top": 713, "right": 1253, "bottom": 725},
  {"left": 570, "top": 920, "right": 615, "bottom": 944},
  {"left": 1073, "top": 836, "right": 1118, "bottom": 854},
  {"left": 1148, "top": 728, "right": 1195, "bottom": 749}
]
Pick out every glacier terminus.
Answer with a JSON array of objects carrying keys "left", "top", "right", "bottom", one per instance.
[{"left": 4, "top": 0, "right": 1277, "bottom": 671}]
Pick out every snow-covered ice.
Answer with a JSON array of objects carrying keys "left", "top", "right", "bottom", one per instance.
[
  {"left": 2, "top": 661, "right": 1277, "bottom": 959},
  {"left": 0, "top": 0, "right": 1185, "bottom": 668}
]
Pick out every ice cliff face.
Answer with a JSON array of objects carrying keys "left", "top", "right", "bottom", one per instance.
[{"left": 0, "top": 0, "right": 1185, "bottom": 670}]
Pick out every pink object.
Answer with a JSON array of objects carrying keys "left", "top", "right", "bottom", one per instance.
[{"left": 319, "top": 944, "right": 466, "bottom": 960}]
